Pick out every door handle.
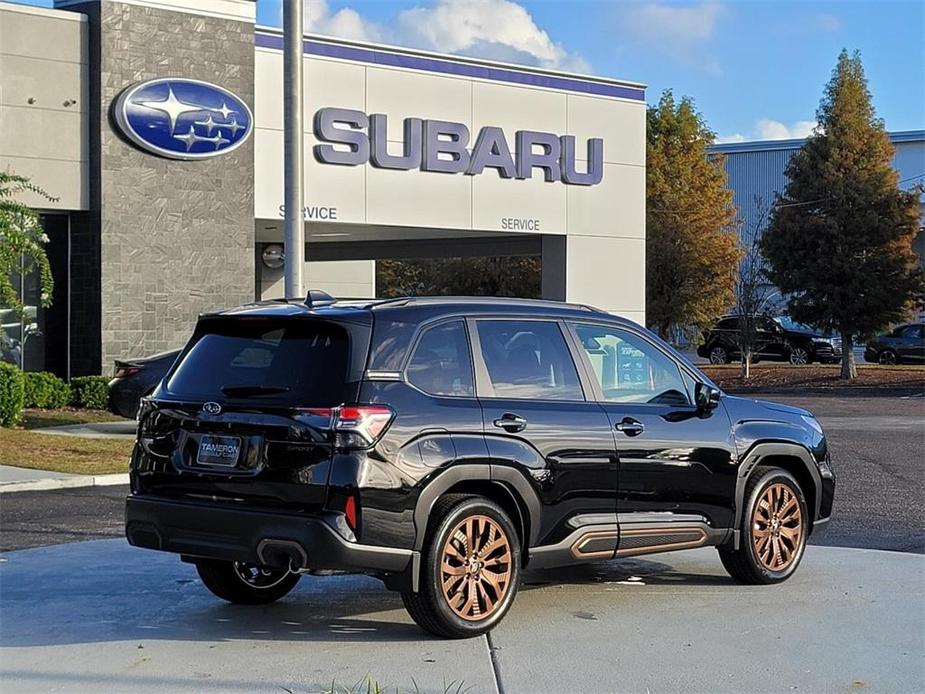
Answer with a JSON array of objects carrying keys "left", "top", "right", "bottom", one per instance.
[
  {"left": 493, "top": 413, "right": 527, "bottom": 433},
  {"left": 615, "top": 417, "right": 645, "bottom": 437}
]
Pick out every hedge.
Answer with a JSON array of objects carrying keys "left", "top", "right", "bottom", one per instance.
[
  {"left": 0, "top": 362, "right": 25, "bottom": 426},
  {"left": 70, "top": 375, "right": 111, "bottom": 410},
  {"left": 23, "top": 371, "right": 71, "bottom": 409}
]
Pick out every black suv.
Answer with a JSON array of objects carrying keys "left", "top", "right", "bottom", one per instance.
[
  {"left": 697, "top": 315, "right": 842, "bottom": 365},
  {"left": 864, "top": 323, "right": 925, "bottom": 364},
  {"left": 126, "top": 295, "right": 835, "bottom": 638}
]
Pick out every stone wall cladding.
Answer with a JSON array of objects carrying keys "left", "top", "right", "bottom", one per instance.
[{"left": 98, "top": 2, "right": 255, "bottom": 367}]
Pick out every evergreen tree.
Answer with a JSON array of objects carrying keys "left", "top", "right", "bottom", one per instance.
[
  {"left": 646, "top": 90, "right": 740, "bottom": 341},
  {"left": 761, "top": 50, "right": 923, "bottom": 379}
]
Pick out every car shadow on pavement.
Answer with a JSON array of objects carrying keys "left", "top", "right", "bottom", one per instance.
[
  {"left": 1, "top": 541, "right": 741, "bottom": 649},
  {"left": 522, "top": 556, "right": 737, "bottom": 589}
]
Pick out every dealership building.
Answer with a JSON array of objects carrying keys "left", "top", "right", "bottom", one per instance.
[{"left": 0, "top": 0, "right": 647, "bottom": 378}]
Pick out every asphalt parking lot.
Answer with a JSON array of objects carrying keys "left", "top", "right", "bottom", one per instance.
[{"left": 1, "top": 392, "right": 922, "bottom": 693}]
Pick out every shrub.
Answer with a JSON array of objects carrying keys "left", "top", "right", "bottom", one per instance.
[
  {"left": 0, "top": 362, "right": 25, "bottom": 426},
  {"left": 22, "top": 371, "right": 71, "bottom": 409},
  {"left": 70, "top": 375, "right": 111, "bottom": 410}
]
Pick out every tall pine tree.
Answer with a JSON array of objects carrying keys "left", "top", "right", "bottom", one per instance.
[
  {"left": 646, "top": 91, "right": 740, "bottom": 341},
  {"left": 761, "top": 50, "right": 923, "bottom": 379}
]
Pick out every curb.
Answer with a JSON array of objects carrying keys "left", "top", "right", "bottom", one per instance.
[{"left": 0, "top": 473, "right": 129, "bottom": 494}]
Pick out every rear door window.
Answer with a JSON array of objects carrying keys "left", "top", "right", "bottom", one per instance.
[
  {"left": 166, "top": 319, "right": 350, "bottom": 405},
  {"left": 474, "top": 320, "right": 583, "bottom": 400},
  {"left": 406, "top": 321, "right": 474, "bottom": 397}
]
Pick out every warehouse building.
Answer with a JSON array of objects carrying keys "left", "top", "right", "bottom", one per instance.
[
  {"left": 0, "top": 0, "right": 647, "bottom": 377},
  {"left": 711, "top": 131, "right": 924, "bottom": 254}
]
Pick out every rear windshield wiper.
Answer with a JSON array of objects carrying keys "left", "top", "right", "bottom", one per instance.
[{"left": 219, "top": 384, "right": 291, "bottom": 397}]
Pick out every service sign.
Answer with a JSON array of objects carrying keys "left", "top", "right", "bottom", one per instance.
[{"left": 114, "top": 78, "right": 253, "bottom": 160}]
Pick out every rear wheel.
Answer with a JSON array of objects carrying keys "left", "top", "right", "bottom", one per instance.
[
  {"left": 402, "top": 495, "right": 521, "bottom": 638},
  {"left": 195, "top": 559, "right": 300, "bottom": 604},
  {"left": 719, "top": 467, "right": 808, "bottom": 584},
  {"left": 709, "top": 345, "right": 731, "bottom": 364}
]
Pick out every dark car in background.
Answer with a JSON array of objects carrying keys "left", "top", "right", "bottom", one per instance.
[
  {"left": 864, "top": 323, "right": 925, "bottom": 364},
  {"left": 109, "top": 350, "right": 180, "bottom": 418},
  {"left": 125, "top": 294, "right": 834, "bottom": 638},
  {"left": 697, "top": 315, "right": 842, "bottom": 365}
]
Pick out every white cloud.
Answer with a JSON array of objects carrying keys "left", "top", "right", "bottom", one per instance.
[
  {"left": 715, "top": 133, "right": 746, "bottom": 144},
  {"left": 301, "top": 0, "right": 589, "bottom": 72},
  {"left": 756, "top": 119, "right": 818, "bottom": 140},
  {"left": 623, "top": 2, "right": 722, "bottom": 44},
  {"left": 717, "top": 119, "right": 818, "bottom": 144}
]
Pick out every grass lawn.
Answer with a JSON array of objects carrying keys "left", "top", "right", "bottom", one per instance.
[
  {"left": 0, "top": 428, "right": 133, "bottom": 475},
  {"left": 20, "top": 407, "right": 128, "bottom": 430},
  {"left": 702, "top": 363, "right": 925, "bottom": 392},
  {"left": 2, "top": 408, "right": 133, "bottom": 475}
]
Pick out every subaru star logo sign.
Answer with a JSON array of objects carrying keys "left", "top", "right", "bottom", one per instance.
[
  {"left": 114, "top": 78, "right": 252, "bottom": 160},
  {"left": 202, "top": 402, "right": 222, "bottom": 415}
]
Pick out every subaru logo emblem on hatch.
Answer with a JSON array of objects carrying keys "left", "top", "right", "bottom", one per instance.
[
  {"left": 202, "top": 402, "right": 222, "bottom": 415},
  {"left": 113, "top": 78, "right": 253, "bottom": 160}
]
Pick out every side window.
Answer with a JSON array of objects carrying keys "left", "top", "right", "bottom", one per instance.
[
  {"left": 475, "top": 320, "right": 583, "bottom": 400},
  {"left": 572, "top": 323, "right": 691, "bottom": 406},
  {"left": 406, "top": 321, "right": 474, "bottom": 397},
  {"left": 899, "top": 325, "right": 923, "bottom": 339},
  {"left": 717, "top": 317, "right": 738, "bottom": 331}
]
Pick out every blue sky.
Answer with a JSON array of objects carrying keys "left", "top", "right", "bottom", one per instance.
[{"left": 15, "top": 0, "right": 925, "bottom": 141}]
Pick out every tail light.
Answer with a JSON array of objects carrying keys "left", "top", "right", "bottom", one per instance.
[
  {"left": 114, "top": 366, "right": 141, "bottom": 378},
  {"left": 343, "top": 494, "right": 358, "bottom": 531},
  {"left": 334, "top": 404, "right": 394, "bottom": 448}
]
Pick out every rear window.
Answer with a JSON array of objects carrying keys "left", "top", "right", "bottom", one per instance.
[{"left": 166, "top": 319, "right": 350, "bottom": 405}]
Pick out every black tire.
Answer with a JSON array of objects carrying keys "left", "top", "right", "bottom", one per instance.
[
  {"left": 195, "top": 559, "right": 300, "bottom": 605},
  {"left": 402, "top": 494, "right": 521, "bottom": 639},
  {"left": 878, "top": 349, "right": 898, "bottom": 365},
  {"left": 788, "top": 346, "right": 811, "bottom": 365},
  {"left": 719, "top": 466, "right": 808, "bottom": 584},
  {"left": 709, "top": 345, "right": 731, "bottom": 364}
]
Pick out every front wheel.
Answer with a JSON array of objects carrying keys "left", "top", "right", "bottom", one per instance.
[
  {"left": 402, "top": 495, "right": 521, "bottom": 638},
  {"left": 878, "top": 349, "right": 898, "bottom": 365},
  {"left": 195, "top": 559, "right": 300, "bottom": 604},
  {"left": 789, "top": 346, "right": 811, "bottom": 365},
  {"left": 718, "top": 466, "right": 808, "bottom": 584}
]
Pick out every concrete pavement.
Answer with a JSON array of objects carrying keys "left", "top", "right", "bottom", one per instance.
[
  {"left": 1, "top": 539, "right": 921, "bottom": 693},
  {"left": 28, "top": 420, "right": 136, "bottom": 439},
  {"left": 0, "top": 465, "right": 128, "bottom": 494}
]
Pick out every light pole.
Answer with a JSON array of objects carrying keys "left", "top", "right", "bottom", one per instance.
[{"left": 282, "top": 0, "right": 304, "bottom": 300}]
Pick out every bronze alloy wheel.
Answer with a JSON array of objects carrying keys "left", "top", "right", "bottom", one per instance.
[
  {"left": 752, "top": 482, "right": 804, "bottom": 571},
  {"left": 440, "top": 514, "right": 513, "bottom": 621}
]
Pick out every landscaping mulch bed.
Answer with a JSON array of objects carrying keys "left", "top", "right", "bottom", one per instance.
[{"left": 702, "top": 364, "right": 925, "bottom": 394}]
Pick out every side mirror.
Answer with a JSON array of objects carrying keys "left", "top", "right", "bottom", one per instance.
[{"left": 695, "top": 382, "right": 721, "bottom": 412}]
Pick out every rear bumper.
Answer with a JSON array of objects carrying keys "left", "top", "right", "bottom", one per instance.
[{"left": 125, "top": 495, "right": 412, "bottom": 574}]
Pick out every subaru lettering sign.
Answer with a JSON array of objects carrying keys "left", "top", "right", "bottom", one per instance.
[
  {"left": 312, "top": 107, "right": 604, "bottom": 186},
  {"left": 114, "top": 78, "right": 252, "bottom": 160}
]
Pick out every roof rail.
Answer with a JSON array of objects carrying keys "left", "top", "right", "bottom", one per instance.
[{"left": 304, "top": 289, "right": 337, "bottom": 308}]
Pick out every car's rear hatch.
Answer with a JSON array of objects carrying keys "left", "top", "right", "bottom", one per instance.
[{"left": 132, "top": 309, "right": 372, "bottom": 512}]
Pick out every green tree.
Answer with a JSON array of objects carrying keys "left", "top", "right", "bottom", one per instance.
[
  {"left": 646, "top": 90, "right": 740, "bottom": 342},
  {"left": 0, "top": 171, "right": 55, "bottom": 318},
  {"left": 760, "top": 50, "right": 923, "bottom": 379}
]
